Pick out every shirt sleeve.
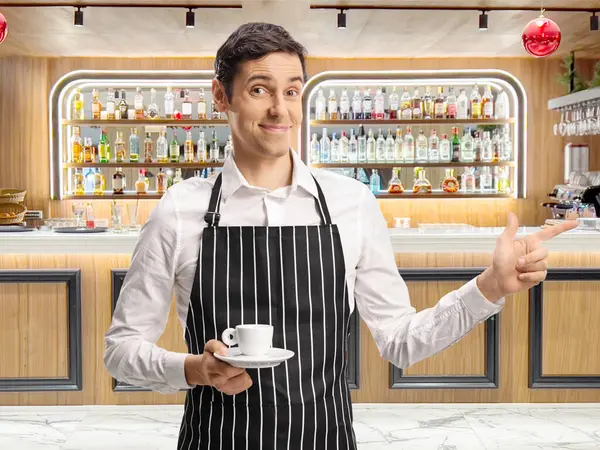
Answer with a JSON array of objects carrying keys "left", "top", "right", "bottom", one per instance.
[
  {"left": 103, "top": 189, "right": 193, "bottom": 393},
  {"left": 353, "top": 188, "right": 505, "bottom": 369}
]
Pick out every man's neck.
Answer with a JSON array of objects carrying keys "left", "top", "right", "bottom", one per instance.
[{"left": 233, "top": 149, "right": 294, "bottom": 191}]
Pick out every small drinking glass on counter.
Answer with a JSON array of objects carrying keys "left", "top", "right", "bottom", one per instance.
[
  {"left": 393, "top": 217, "right": 411, "bottom": 229},
  {"left": 126, "top": 202, "right": 140, "bottom": 232},
  {"left": 111, "top": 204, "right": 125, "bottom": 233}
]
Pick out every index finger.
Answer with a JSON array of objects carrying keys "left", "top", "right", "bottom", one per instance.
[{"left": 532, "top": 220, "right": 578, "bottom": 243}]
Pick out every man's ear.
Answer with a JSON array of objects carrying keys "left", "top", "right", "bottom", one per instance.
[{"left": 212, "top": 79, "right": 229, "bottom": 113}]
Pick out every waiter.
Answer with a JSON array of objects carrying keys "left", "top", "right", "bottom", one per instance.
[{"left": 104, "top": 22, "right": 576, "bottom": 450}]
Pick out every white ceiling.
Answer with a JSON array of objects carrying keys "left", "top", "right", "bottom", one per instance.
[{"left": 0, "top": 0, "right": 599, "bottom": 57}]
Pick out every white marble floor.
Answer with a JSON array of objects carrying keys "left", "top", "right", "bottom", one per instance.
[{"left": 1, "top": 404, "right": 600, "bottom": 450}]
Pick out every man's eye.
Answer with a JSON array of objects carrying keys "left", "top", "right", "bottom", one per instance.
[
  {"left": 252, "top": 87, "right": 267, "bottom": 95},
  {"left": 286, "top": 90, "right": 300, "bottom": 97}
]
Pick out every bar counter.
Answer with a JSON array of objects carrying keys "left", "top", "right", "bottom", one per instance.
[{"left": 1, "top": 227, "right": 599, "bottom": 406}]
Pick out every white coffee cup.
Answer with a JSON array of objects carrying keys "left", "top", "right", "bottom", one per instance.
[{"left": 221, "top": 324, "right": 273, "bottom": 356}]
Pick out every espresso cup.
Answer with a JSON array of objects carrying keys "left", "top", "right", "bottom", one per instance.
[{"left": 221, "top": 324, "right": 273, "bottom": 356}]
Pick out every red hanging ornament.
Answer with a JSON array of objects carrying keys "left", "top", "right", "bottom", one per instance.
[
  {"left": 0, "top": 13, "right": 8, "bottom": 44},
  {"left": 522, "top": 12, "right": 561, "bottom": 58}
]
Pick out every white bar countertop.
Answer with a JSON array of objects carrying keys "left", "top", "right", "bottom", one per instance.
[{"left": 0, "top": 227, "right": 599, "bottom": 255}]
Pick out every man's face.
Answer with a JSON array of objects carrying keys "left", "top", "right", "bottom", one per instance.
[{"left": 213, "top": 51, "right": 304, "bottom": 160}]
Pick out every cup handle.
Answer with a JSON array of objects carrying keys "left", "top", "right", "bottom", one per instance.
[{"left": 221, "top": 328, "right": 237, "bottom": 347}]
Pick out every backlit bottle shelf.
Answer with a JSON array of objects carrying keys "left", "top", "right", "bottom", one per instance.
[
  {"left": 310, "top": 118, "right": 515, "bottom": 127},
  {"left": 64, "top": 162, "right": 224, "bottom": 168},
  {"left": 62, "top": 119, "right": 229, "bottom": 127},
  {"left": 313, "top": 162, "right": 516, "bottom": 169},
  {"left": 374, "top": 191, "right": 511, "bottom": 199},
  {"left": 63, "top": 192, "right": 164, "bottom": 200}
]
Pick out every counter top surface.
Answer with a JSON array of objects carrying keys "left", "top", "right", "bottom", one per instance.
[{"left": 1, "top": 227, "right": 598, "bottom": 255}]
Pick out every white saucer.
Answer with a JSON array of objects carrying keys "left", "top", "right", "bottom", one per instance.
[{"left": 214, "top": 347, "right": 295, "bottom": 369}]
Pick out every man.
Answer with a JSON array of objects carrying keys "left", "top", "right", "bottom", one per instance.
[{"left": 104, "top": 22, "right": 576, "bottom": 450}]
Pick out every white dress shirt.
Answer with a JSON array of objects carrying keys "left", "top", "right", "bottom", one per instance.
[{"left": 104, "top": 150, "right": 504, "bottom": 394}]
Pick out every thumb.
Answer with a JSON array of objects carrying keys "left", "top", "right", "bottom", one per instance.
[
  {"left": 500, "top": 212, "right": 519, "bottom": 241},
  {"left": 205, "top": 339, "right": 228, "bottom": 357}
]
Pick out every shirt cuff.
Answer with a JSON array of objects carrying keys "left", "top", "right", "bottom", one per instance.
[
  {"left": 165, "top": 351, "right": 195, "bottom": 391},
  {"left": 455, "top": 277, "right": 505, "bottom": 321}
]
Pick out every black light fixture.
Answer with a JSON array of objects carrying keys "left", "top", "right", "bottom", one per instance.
[
  {"left": 74, "top": 7, "right": 84, "bottom": 27},
  {"left": 591, "top": 12, "right": 599, "bottom": 31},
  {"left": 479, "top": 10, "right": 488, "bottom": 30},
  {"left": 186, "top": 8, "right": 195, "bottom": 28},
  {"left": 337, "top": 9, "right": 346, "bottom": 29}
]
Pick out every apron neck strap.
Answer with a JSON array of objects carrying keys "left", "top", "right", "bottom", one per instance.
[{"left": 204, "top": 173, "right": 333, "bottom": 227}]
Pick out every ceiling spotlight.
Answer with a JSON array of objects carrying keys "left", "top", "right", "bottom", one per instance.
[
  {"left": 337, "top": 9, "right": 346, "bottom": 29},
  {"left": 591, "top": 12, "right": 599, "bottom": 31},
  {"left": 186, "top": 8, "right": 195, "bottom": 28},
  {"left": 74, "top": 7, "right": 83, "bottom": 27},
  {"left": 479, "top": 10, "right": 488, "bottom": 31}
]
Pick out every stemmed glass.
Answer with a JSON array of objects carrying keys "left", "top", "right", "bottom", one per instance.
[{"left": 72, "top": 202, "right": 85, "bottom": 229}]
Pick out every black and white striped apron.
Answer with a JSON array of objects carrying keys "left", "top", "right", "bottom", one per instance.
[{"left": 177, "top": 173, "right": 357, "bottom": 450}]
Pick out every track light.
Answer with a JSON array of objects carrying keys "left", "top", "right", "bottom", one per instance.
[
  {"left": 74, "top": 7, "right": 83, "bottom": 27},
  {"left": 186, "top": 8, "right": 195, "bottom": 28},
  {"left": 591, "top": 12, "right": 599, "bottom": 31},
  {"left": 337, "top": 9, "right": 346, "bottom": 29},
  {"left": 479, "top": 10, "right": 488, "bottom": 30}
]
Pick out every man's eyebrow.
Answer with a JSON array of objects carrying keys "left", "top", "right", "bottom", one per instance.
[{"left": 245, "top": 74, "right": 304, "bottom": 84}]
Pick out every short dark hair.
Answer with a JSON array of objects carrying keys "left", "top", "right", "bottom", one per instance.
[{"left": 214, "top": 22, "right": 308, "bottom": 100}]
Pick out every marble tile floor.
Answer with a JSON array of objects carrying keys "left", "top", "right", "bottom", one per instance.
[{"left": 1, "top": 403, "right": 600, "bottom": 450}]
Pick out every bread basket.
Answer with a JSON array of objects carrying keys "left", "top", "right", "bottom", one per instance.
[
  {"left": 0, "top": 203, "right": 27, "bottom": 225},
  {"left": 0, "top": 189, "right": 27, "bottom": 204}
]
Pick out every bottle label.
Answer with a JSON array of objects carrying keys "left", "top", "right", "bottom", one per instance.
[
  {"left": 352, "top": 99, "right": 362, "bottom": 113},
  {"left": 165, "top": 101, "right": 174, "bottom": 115},
  {"left": 484, "top": 103, "right": 493, "bottom": 117},
  {"left": 363, "top": 100, "right": 372, "bottom": 112},
  {"left": 113, "top": 178, "right": 123, "bottom": 190},
  {"left": 107, "top": 103, "right": 115, "bottom": 114},
  {"left": 92, "top": 104, "right": 101, "bottom": 113},
  {"left": 434, "top": 103, "right": 445, "bottom": 116},
  {"left": 375, "top": 98, "right": 384, "bottom": 114},
  {"left": 447, "top": 104, "right": 457, "bottom": 117},
  {"left": 340, "top": 98, "right": 350, "bottom": 113},
  {"left": 197, "top": 102, "right": 206, "bottom": 115},
  {"left": 328, "top": 100, "right": 337, "bottom": 114},
  {"left": 134, "top": 98, "right": 143, "bottom": 110},
  {"left": 182, "top": 103, "right": 192, "bottom": 116},
  {"left": 390, "top": 98, "right": 399, "bottom": 110},
  {"left": 496, "top": 103, "right": 506, "bottom": 118}
]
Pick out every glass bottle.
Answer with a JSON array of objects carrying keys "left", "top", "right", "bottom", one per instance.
[
  {"left": 351, "top": 89, "right": 362, "bottom": 120},
  {"left": 461, "top": 167, "right": 476, "bottom": 192},
  {"left": 348, "top": 129, "right": 358, "bottom": 162},
  {"left": 327, "top": 89, "right": 338, "bottom": 120},
  {"left": 93, "top": 169, "right": 105, "bottom": 196},
  {"left": 374, "top": 87, "right": 385, "bottom": 120},
  {"left": 156, "top": 127, "right": 168, "bottom": 163},
  {"left": 83, "top": 137, "right": 93, "bottom": 163},
  {"left": 495, "top": 90, "right": 510, "bottom": 120},
  {"left": 411, "top": 88, "right": 422, "bottom": 119},
  {"left": 439, "top": 133, "right": 451, "bottom": 162},
  {"left": 403, "top": 127, "right": 415, "bottom": 163},
  {"left": 134, "top": 87, "right": 144, "bottom": 120},
  {"left": 173, "top": 168, "right": 184, "bottom": 185},
  {"left": 166, "top": 168, "right": 175, "bottom": 189},
  {"left": 98, "top": 129, "right": 109, "bottom": 163},
  {"left": 491, "top": 131, "right": 501, "bottom": 162},
  {"left": 369, "top": 169, "right": 381, "bottom": 194},
  {"left": 72, "top": 169, "right": 85, "bottom": 195},
  {"left": 413, "top": 168, "right": 432, "bottom": 194},
  {"left": 210, "top": 130, "right": 219, "bottom": 162},
  {"left": 388, "top": 168, "right": 405, "bottom": 193},
  {"left": 211, "top": 100, "right": 221, "bottom": 120},
  {"left": 315, "top": 89, "right": 326, "bottom": 120},
  {"left": 135, "top": 169, "right": 147, "bottom": 194},
  {"left": 445, "top": 87, "right": 457, "bottom": 119},
  {"left": 400, "top": 87, "right": 412, "bottom": 120},
  {"left": 497, "top": 167, "right": 510, "bottom": 194},
  {"left": 362, "top": 89, "right": 373, "bottom": 120},
  {"left": 366, "top": 128, "right": 376, "bottom": 162},
  {"left": 357, "top": 124, "right": 367, "bottom": 162},
  {"left": 112, "top": 167, "right": 125, "bottom": 194},
  {"left": 118, "top": 90, "right": 128, "bottom": 120},
  {"left": 422, "top": 86, "right": 433, "bottom": 119},
  {"left": 320, "top": 128, "right": 331, "bottom": 163},
  {"left": 85, "top": 168, "right": 95, "bottom": 192},
  {"left": 129, "top": 128, "right": 140, "bottom": 162},
  {"left": 385, "top": 129, "right": 395, "bottom": 162},
  {"left": 441, "top": 169, "right": 459, "bottom": 193},
  {"left": 106, "top": 88, "right": 116, "bottom": 120},
  {"left": 388, "top": 86, "right": 400, "bottom": 120},
  {"left": 428, "top": 129, "right": 439, "bottom": 162},
  {"left": 481, "top": 131, "right": 493, "bottom": 162},
  {"left": 92, "top": 89, "right": 101, "bottom": 120},
  {"left": 156, "top": 168, "right": 167, "bottom": 194},
  {"left": 197, "top": 88, "right": 207, "bottom": 119},
  {"left": 197, "top": 131, "right": 207, "bottom": 163},
  {"left": 394, "top": 128, "right": 403, "bottom": 162},
  {"left": 480, "top": 166, "right": 493, "bottom": 192},
  {"left": 224, "top": 135, "right": 233, "bottom": 160},
  {"left": 375, "top": 128, "right": 386, "bottom": 161},
  {"left": 144, "top": 132, "right": 153, "bottom": 163},
  {"left": 310, "top": 133, "right": 320, "bottom": 164},
  {"left": 72, "top": 88, "right": 84, "bottom": 120},
  {"left": 330, "top": 133, "right": 340, "bottom": 162},
  {"left": 114, "top": 130, "right": 126, "bottom": 163},
  {"left": 339, "top": 88, "right": 350, "bottom": 120},
  {"left": 451, "top": 127, "right": 461, "bottom": 162},
  {"left": 169, "top": 131, "right": 180, "bottom": 163},
  {"left": 470, "top": 84, "right": 482, "bottom": 119},
  {"left": 71, "top": 126, "right": 83, "bottom": 163},
  {"left": 182, "top": 89, "right": 192, "bottom": 119},
  {"left": 460, "top": 128, "right": 474, "bottom": 162},
  {"left": 416, "top": 129, "right": 428, "bottom": 162},
  {"left": 113, "top": 90, "right": 121, "bottom": 119},
  {"left": 434, "top": 87, "right": 446, "bottom": 119},
  {"left": 501, "top": 129, "right": 512, "bottom": 161},
  {"left": 147, "top": 88, "right": 160, "bottom": 119},
  {"left": 482, "top": 86, "right": 494, "bottom": 119},
  {"left": 457, "top": 89, "right": 469, "bottom": 119},
  {"left": 473, "top": 131, "right": 483, "bottom": 162},
  {"left": 185, "top": 130, "right": 194, "bottom": 163},
  {"left": 339, "top": 131, "right": 349, "bottom": 162}
]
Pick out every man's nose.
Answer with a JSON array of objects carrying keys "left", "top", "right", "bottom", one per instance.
[{"left": 268, "top": 93, "right": 288, "bottom": 118}]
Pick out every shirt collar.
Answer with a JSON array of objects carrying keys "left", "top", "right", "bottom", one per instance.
[{"left": 220, "top": 149, "right": 319, "bottom": 201}]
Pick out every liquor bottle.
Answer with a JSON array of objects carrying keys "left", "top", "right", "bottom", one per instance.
[
  {"left": 315, "top": 89, "right": 326, "bottom": 120},
  {"left": 339, "top": 131, "right": 349, "bottom": 162},
  {"left": 93, "top": 169, "right": 105, "bottom": 195},
  {"left": 112, "top": 167, "right": 125, "bottom": 194},
  {"left": 156, "top": 127, "right": 168, "bottom": 163},
  {"left": 182, "top": 89, "right": 192, "bottom": 119},
  {"left": 197, "top": 131, "right": 207, "bottom": 163},
  {"left": 98, "top": 129, "right": 109, "bottom": 163},
  {"left": 400, "top": 87, "right": 412, "bottom": 120},
  {"left": 135, "top": 169, "right": 147, "bottom": 194},
  {"left": 375, "top": 128, "right": 386, "bottom": 161},
  {"left": 369, "top": 169, "right": 381, "bottom": 194},
  {"left": 460, "top": 128, "right": 474, "bottom": 162},
  {"left": 197, "top": 88, "right": 207, "bottom": 120},
  {"left": 169, "top": 131, "right": 180, "bottom": 163},
  {"left": 84, "top": 169, "right": 95, "bottom": 192},
  {"left": 144, "top": 132, "right": 153, "bottom": 163},
  {"left": 457, "top": 89, "right": 469, "bottom": 119},
  {"left": 72, "top": 88, "right": 84, "bottom": 120},
  {"left": 422, "top": 87, "right": 433, "bottom": 119},
  {"left": 330, "top": 133, "right": 340, "bottom": 162},
  {"left": 434, "top": 87, "right": 446, "bottom": 119},
  {"left": 451, "top": 127, "right": 461, "bottom": 162},
  {"left": 481, "top": 131, "right": 493, "bottom": 162},
  {"left": 106, "top": 88, "right": 116, "bottom": 120},
  {"left": 147, "top": 88, "right": 160, "bottom": 119},
  {"left": 210, "top": 130, "right": 219, "bottom": 162},
  {"left": 461, "top": 167, "right": 476, "bottom": 192},
  {"left": 482, "top": 86, "right": 494, "bottom": 119},
  {"left": 385, "top": 129, "right": 395, "bottom": 162},
  {"left": 441, "top": 169, "right": 459, "bottom": 193},
  {"left": 320, "top": 128, "right": 331, "bottom": 163},
  {"left": 72, "top": 169, "right": 85, "bottom": 195},
  {"left": 388, "top": 86, "right": 400, "bottom": 120},
  {"left": 85, "top": 203, "right": 95, "bottom": 228},
  {"left": 114, "top": 90, "right": 121, "bottom": 119},
  {"left": 351, "top": 89, "right": 362, "bottom": 120},
  {"left": 114, "top": 130, "right": 126, "bottom": 163},
  {"left": 310, "top": 133, "right": 320, "bottom": 164},
  {"left": 83, "top": 137, "right": 93, "bottom": 163},
  {"left": 473, "top": 131, "right": 483, "bottom": 162},
  {"left": 185, "top": 130, "right": 194, "bottom": 162},
  {"left": 480, "top": 166, "right": 493, "bottom": 192},
  {"left": 134, "top": 87, "right": 144, "bottom": 120},
  {"left": 439, "top": 133, "right": 451, "bottom": 162},
  {"left": 491, "top": 131, "right": 500, "bottom": 162},
  {"left": 497, "top": 167, "right": 510, "bottom": 193},
  {"left": 416, "top": 129, "right": 428, "bottom": 162},
  {"left": 339, "top": 88, "right": 350, "bottom": 120},
  {"left": 348, "top": 129, "right": 358, "bottom": 162},
  {"left": 166, "top": 168, "right": 175, "bottom": 189},
  {"left": 362, "top": 89, "right": 373, "bottom": 120},
  {"left": 495, "top": 90, "right": 509, "bottom": 119},
  {"left": 403, "top": 127, "right": 415, "bottom": 163},
  {"left": 428, "top": 129, "right": 440, "bottom": 162},
  {"left": 388, "top": 168, "right": 404, "bottom": 193},
  {"left": 118, "top": 90, "right": 128, "bottom": 120},
  {"left": 156, "top": 168, "right": 167, "bottom": 194},
  {"left": 357, "top": 168, "right": 369, "bottom": 185},
  {"left": 470, "top": 84, "right": 482, "bottom": 119},
  {"left": 211, "top": 101, "right": 221, "bottom": 120},
  {"left": 374, "top": 87, "right": 385, "bottom": 120},
  {"left": 366, "top": 128, "right": 376, "bottom": 162},
  {"left": 71, "top": 126, "right": 83, "bottom": 163},
  {"left": 92, "top": 89, "right": 101, "bottom": 120},
  {"left": 501, "top": 129, "right": 512, "bottom": 161},
  {"left": 357, "top": 124, "right": 367, "bottom": 162},
  {"left": 173, "top": 168, "right": 184, "bottom": 185},
  {"left": 413, "top": 168, "right": 432, "bottom": 194},
  {"left": 394, "top": 128, "right": 403, "bottom": 162},
  {"left": 129, "top": 128, "right": 140, "bottom": 162},
  {"left": 224, "top": 135, "right": 233, "bottom": 160},
  {"left": 445, "top": 87, "right": 457, "bottom": 119},
  {"left": 327, "top": 89, "right": 338, "bottom": 120},
  {"left": 411, "top": 88, "right": 422, "bottom": 119}
]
